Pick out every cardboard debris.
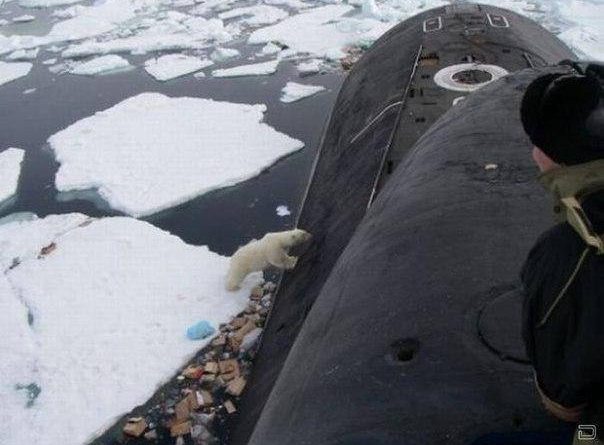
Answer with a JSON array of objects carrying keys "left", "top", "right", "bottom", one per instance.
[
  {"left": 185, "top": 391, "right": 200, "bottom": 410},
  {"left": 170, "top": 420, "right": 192, "bottom": 437},
  {"left": 123, "top": 417, "right": 147, "bottom": 437},
  {"left": 204, "top": 361, "right": 219, "bottom": 374},
  {"left": 224, "top": 399, "right": 237, "bottom": 414},
  {"left": 183, "top": 365, "right": 204, "bottom": 379},
  {"left": 212, "top": 334, "right": 227, "bottom": 346},
  {"left": 175, "top": 399, "right": 190, "bottom": 421},
  {"left": 230, "top": 317, "right": 247, "bottom": 329},
  {"left": 226, "top": 377, "right": 247, "bottom": 396},
  {"left": 197, "top": 390, "right": 213, "bottom": 407},
  {"left": 218, "top": 359, "right": 240, "bottom": 381}
]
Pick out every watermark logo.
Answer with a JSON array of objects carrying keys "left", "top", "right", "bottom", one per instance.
[{"left": 578, "top": 425, "right": 597, "bottom": 441}]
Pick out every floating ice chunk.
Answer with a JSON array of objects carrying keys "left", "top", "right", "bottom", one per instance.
[
  {"left": 144, "top": 54, "right": 213, "bottom": 81},
  {"left": 248, "top": 5, "right": 392, "bottom": 59},
  {"left": 6, "top": 48, "right": 39, "bottom": 61},
  {"left": 0, "top": 148, "right": 25, "bottom": 206},
  {"left": 12, "top": 15, "right": 36, "bottom": 23},
  {"left": 280, "top": 81, "right": 325, "bottom": 103},
  {"left": 62, "top": 15, "right": 232, "bottom": 58},
  {"left": 42, "top": 58, "right": 57, "bottom": 65},
  {"left": 219, "top": 5, "right": 289, "bottom": 26},
  {"left": 212, "top": 59, "right": 279, "bottom": 77},
  {"left": 0, "top": 213, "right": 261, "bottom": 445},
  {"left": 264, "top": 0, "right": 310, "bottom": 9},
  {"left": 210, "top": 47, "right": 240, "bottom": 62},
  {"left": 0, "top": 62, "right": 33, "bottom": 87},
  {"left": 19, "top": 0, "right": 84, "bottom": 7},
  {"left": 276, "top": 205, "right": 291, "bottom": 217},
  {"left": 361, "top": 0, "right": 381, "bottom": 18},
  {"left": 0, "top": 19, "right": 8, "bottom": 27},
  {"left": 258, "top": 42, "right": 282, "bottom": 56},
  {"left": 49, "top": 93, "right": 304, "bottom": 217},
  {"left": 23, "top": 88, "right": 36, "bottom": 94},
  {"left": 68, "top": 55, "right": 132, "bottom": 76},
  {"left": 297, "top": 58, "right": 322, "bottom": 74},
  {"left": 52, "top": 5, "right": 86, "bottom": 19}
]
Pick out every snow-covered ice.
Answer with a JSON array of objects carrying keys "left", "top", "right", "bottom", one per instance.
[
  {"left": 49, "top": 93, "right": 304, "bottom": 217},
  {"left": 296, "top": 58, "right": 322, "bottom": 74},
  {"left": 68, "top": 55, "right": 132, "bottom": 76},
  {"left": 0, "top": 213, "right": 262, "bottom": 445},
  {"left": 210, "top": 46, "right": 240, "bottom": 62},
  {"left": 258, "top": 42, "right": 282, "bottom": 56},
  {"left": 248, "top": 5, "right": 392, "bottom": 60},
  {"left": 218, "top": 5, "right": 289, "bottom": 26},
  {"left": 264, "top": 0, "right": 310, "bottom": 9},
  {"left": 212, "top": 59, "right": 279, "bottom": 77},
  {"left": 12, "top": 15, "right": 36, "bottom": 23},
  {"left": 61, "top": 14, "right": 232, "bottom": 58},
  {"left": 6, "top": 48, "right": 39, "bottom": 61},
  {"left": 19, "top": 0, "right": 84, "bottom": 7},
  {"left": 276, "top": 205, "right": 291, "bottom": 216},
  {"left": 144, "top": 53, "right": 212, "bottom": 81},
  {"left": 0, "top": 61, "right": 33, "bottom": 87},
  {"left": 280, "top": 81, "right": 325, "bottom": 103},
  {"left": 0, "top": 148, "right": 25, "bottom": 205}
]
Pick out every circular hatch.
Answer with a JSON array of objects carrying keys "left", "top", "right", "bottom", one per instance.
[
  {"left": 434, "top": 63, "right": 509, "bottom": 92},
  {"left": 477, "top": 288, "right": 530, "bottom": 363}
]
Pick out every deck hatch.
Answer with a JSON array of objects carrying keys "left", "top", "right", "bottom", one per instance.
[
  {"left": 488, "top": 13, "right": 510, "bottom": 28},
  {"left": 423, "top": 17, "right": 442, "bottom": 33}
]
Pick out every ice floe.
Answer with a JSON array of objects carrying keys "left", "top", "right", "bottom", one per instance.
[
  {"left": 218, "top": 5, "right": 289, "bottom": 26},
  {"left": 0, "top": 61, "right": 33, "bottom": 87},
  {"left": 248, "top": 4, "right": 391, "bottom": 60},
  {"left": 61, "top": 14, "right": 232, "bottom": 58},
  {"left": 68, "top": 54, "right": 132, "bottom": 75},
  {"left": 296, "top": 58, "right": 322, "bottom": 74},
  {"left": 49, "top": 93, "right": 304, "bottom": 217},
  {"left": 276, "top": 205, "right": 291, "bottom": 216},
  {"left": 144, "top": 53, "right": 212, "bottom": 81},
  {"left": 212, "top": 59, "right": 279, "bottom": 77},
  {"left": 258, "top": 41, "right": 282, "bottom": 56},
  {"left": 280, "top": 81, "right": 325, "bottom": 103},
  {"left": 210, "top": 46, "right": 240, "bottom": 62},
  {"left": 0, "top": 148, "right": 25, "bottom": 205},
  {"left": 0, "top": 213, "right": 261, "bottom": 445},
  {"left": 12, "top": 15, "right": 36, "bottom": 23},
  {"left": 264, "top": 0, "right": 310, "bottom": 9},
  {"left": 6, "top": 48, "right": 39, "bottom": 61},
  {"left": 19, "top": 0, "right": 84, "bottom": 7}
]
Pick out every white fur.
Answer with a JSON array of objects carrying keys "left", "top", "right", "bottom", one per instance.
[{"left": 226, "top": 229, "right": 311, "bottom": 291}]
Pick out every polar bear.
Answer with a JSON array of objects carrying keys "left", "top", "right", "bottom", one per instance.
[{"left": 226, "top": 229, "right": 312, "bottom": 291}]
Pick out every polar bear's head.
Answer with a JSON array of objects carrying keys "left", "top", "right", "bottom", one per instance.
[{"left": 284, "top": 228, "right": 312, "bottom": 247}]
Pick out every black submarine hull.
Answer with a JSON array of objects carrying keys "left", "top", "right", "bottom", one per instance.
[{"left": 229, "top": 4, "right": 576, "bottom": 444}]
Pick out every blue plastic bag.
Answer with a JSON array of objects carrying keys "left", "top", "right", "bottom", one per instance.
[{"left": 186, "top": 320, "right": 215, "bottom": 340}]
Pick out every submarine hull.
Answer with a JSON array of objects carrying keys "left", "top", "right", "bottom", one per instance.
[{"left": 229, "top": 4, "right": 575, "bottom": 444}]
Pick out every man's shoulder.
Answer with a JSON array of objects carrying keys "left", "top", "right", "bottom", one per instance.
[
  {"left": 532, "top": 222, "right": 585, "bottom": 255},
  {"left": 521, "top": 222, "right": 586, "bottom": 286}
]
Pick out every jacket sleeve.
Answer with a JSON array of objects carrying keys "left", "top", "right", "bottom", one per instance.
[{"left": 521, "top": 224, "right": 604, "bottom": 411}]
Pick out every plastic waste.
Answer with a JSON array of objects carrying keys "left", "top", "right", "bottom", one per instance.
[{"left": 186, "top": 320, "right": 215, "bottom": 340}]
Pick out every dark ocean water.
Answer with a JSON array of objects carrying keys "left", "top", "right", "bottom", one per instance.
[{"left": 0, "top": 40, "right": 344, "bottom": 255}]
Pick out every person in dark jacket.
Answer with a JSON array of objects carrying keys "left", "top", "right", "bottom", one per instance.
[{"left": 520, "top": 63, "right": 604, "bottom": 445}]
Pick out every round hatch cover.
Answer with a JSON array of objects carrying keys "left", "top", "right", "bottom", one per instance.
[
  {"left": 434, "top": 63, "right": 509, "bottom": 92},
  {"left": 478, "top": 288, "right": 529, "bottom": 363}
]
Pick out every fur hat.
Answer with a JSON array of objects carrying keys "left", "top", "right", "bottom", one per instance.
[{"left": 520, "top": 68, "right": 603, "bottom": 165}]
